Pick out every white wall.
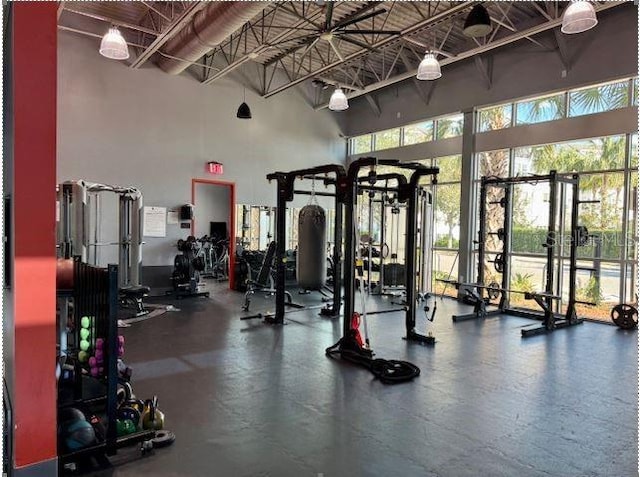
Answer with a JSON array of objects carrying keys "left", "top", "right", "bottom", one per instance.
[
  {"left": 193, "top": 182, "right": 230, "bottom": 238},
  {"left": 57, "top": 32, "right": 345, "bottom": 266}
]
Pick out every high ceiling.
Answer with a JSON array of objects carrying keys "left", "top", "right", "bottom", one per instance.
[{"left": 58, "top": 1, "right": 625, "bottom": 109}]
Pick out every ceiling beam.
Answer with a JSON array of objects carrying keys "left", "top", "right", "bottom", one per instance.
[
  {"left": 313, "top": 2, "right": 622, "bottom": 110},
  {"left": 58, "top": 25, "right": 220, "bottom": 72},
  {"left": 142, "top": 1, "right": 172, "bottom": 22},
  {"left": 263, "top": 2, "right": 476, "bottom": 98},
  {"left": 64, "top": 7, "right": 159, "bottom": 36},
  {"left": 202, "top": 5, "right": 326, "bottom": 85},
  {"left": 474, "top": 56, "right": 493, "bottom": 90},
  {"left": 130, "top": 2, "right": 204, "bottom": 69},
  {"left": 365, "top": 94, "right": 382, "bottom": 117}
]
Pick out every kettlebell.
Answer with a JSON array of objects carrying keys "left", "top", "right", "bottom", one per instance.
[
  {"left": 141, "top": 396, "right": 165, "bottom": 431},
  {"left": 116, "top": 418, "right": 136, "bottom": 436},
  {"left": 117, "top": 407, "right": 141, "bottom": 429},
  {"left": 124, "top": 398, "right": 145, "bottom": 414}
]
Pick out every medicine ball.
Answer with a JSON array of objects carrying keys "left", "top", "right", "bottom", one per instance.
[
  {"left": 62, "top": 419, "right": 97, "bottom": 451},
  {"left": 59, "top": 407, "right": 85, "bottom": 426}
]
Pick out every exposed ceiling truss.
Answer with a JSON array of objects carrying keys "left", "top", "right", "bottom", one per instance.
[{"left": 57, "top": 1, "right": 627, "bottom": 110}]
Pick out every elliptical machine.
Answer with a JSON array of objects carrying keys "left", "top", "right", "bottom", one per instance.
[{"left": 170, "top": 236, "right": 210, "bottom": 299}]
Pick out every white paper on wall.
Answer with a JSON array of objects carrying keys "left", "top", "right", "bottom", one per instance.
[
  {"left": 167, "top": 210, "right": 179, "bottom": 225},
  {"left": 143, "top": 206, "right": 167, "bottom": 237}
]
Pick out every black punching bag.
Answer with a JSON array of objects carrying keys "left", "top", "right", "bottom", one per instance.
[{"left": 297, "top": 205, "right": 327, "bottom": 290}]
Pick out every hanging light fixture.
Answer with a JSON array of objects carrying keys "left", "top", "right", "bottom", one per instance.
[
  {"left": 417, "top": 52, "right": 442, "bottom": 81},
  {"left": 236, "top": 86, "right": 252, "bottom": 119},
  {"left": 561, "top": 1, "right": 598, "bottom": 34},
  {"left": 99, "top": 27, "right": 130, "bottom": 60},
  {"left": 463, "top": 4, "right": 492, "bottom": 38},
  {"left": 329, "top": 87, "right": 349, "bottom": 111}
]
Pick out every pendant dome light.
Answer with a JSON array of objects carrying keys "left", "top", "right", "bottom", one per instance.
[
  {"left": 329, "top": 87, "right": 349, "bottom": 111},
  {"left": 99, "top": 27, "right": 130, "bottom": 60},
  {"left": 561, "top": 1, "right": 598, "bottom": 34},
  {"left": 463, "top": 4, "right": 492, "bottom": 38},
  {"left": 417, "top": 52, "right": 442, "bottom": 81},
  {"left": 236, "top": 83, "right": 252, "bottom": 119}
]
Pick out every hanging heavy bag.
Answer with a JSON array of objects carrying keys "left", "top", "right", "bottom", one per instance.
[
  {"left": 296, "top": 204, "right": 327, "bottom": 290},
  {"left": 141, "top": 396, "right": 165, "bottom": 431}
]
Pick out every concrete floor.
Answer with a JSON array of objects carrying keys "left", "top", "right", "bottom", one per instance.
[{"left": 89, "top": 283, "right": 638, "bottom": 477}]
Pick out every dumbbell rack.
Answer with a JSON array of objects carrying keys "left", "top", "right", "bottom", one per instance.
[{"left": 57, "top": 258, "right": 154, "bottom": 471}]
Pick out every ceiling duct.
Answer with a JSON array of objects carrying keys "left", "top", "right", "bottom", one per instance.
[{"left": 157, "top": 1, "right": 268, "bottom": 75}]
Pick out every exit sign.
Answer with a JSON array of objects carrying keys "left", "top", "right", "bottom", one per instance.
[{"left": 206, "top": 161, "right": 224, "bottom": 175}]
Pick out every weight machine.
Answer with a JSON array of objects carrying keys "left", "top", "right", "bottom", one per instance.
[
  {"left": 57, "top": 180, "right": 150, "bottom": 317},
  {"left": 448, "top": 171, "right": 592, "bottom": 337},
  {"left": 342, "top": 158, "right": 438, "bottom": 345}
]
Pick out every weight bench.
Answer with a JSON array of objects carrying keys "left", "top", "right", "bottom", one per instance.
[
  {"left": 242, "top": 241, "right": 302, "bottom": 313},
  {"left": 119, "top": 285, "right": 151, "bottom": 318}
]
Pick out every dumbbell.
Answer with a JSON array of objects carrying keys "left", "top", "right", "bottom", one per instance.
[
  {"left": 95, "top": 349, "right": 104, "bottom": 366},
  {"left": 89, "top": 357, "right": 99, "bottom": 377},
  {"left": 118, "top": 335, "right": 125, "bottom": 358}
]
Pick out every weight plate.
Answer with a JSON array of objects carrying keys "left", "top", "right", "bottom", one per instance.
[
  {"left": 174, "top": 255, "right": 189, "bottom": 272},
  {"left": 152, "top": 430, "right": 176, "bottom": 448},
  {"left": 576, "top": 226, "right": 589, "bottom": 246},
  {"left": 192, "top": 257, "right": 205, "bottom": 272},
  {"left": 611, "top": 304, "right": 638, "bottom": 330},
  {"left": 487, "top": 282, "right": 501, "bottom": 300},
  {"left": 493, "top": 253, "right": 505, "bottom": 274},
  {"left": 497, "top": 228, "right": 505, "bottom": 242}
]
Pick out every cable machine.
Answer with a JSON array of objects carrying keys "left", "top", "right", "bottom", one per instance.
[
  {"left": 57, "top": 180, "right": 149, "bottom": 317},
  {"left": 341, "top": 157, "right": 439, "bottom": 345}
]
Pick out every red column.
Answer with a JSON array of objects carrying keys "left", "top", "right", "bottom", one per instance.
[{"left": 12, "top": 2, "right": 58, "bottom": 468}]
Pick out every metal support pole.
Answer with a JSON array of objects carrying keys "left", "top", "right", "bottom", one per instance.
[
  {"left": 274, "top": 179, "right": 288, "bottom": 324},
  {"left": 342, "top": 175, "right": 357, "bottom": 338},
  {"left": 477, "top": 178, "right": 488, "bottom": 285},
  {"left": 106, "top": 264, "right": 119, "bottom": 455},
  {"left": 118, "top": 196, "right": 129, "bottom": 289},
  {"left": 566, "top": 175, "right": 580, "bottom": 324},
  {"left": 331, "top": 196, "right": 343, "bottom": 315},
  {"left": 500, "top": 184, "right": 513, "bottom": 309},
  {"left": 544, "top": 171, "right": 559, "bottom": 330},
  {"left": 404, "top": 184, "right": 419, "bottom": 335},
  {"left": 130, "top": 194, "right": 143, "bottom": 287}
]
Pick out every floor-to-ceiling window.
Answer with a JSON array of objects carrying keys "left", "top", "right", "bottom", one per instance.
[{"left": 473, "top": 77, "right": 637, "bottom": 322}]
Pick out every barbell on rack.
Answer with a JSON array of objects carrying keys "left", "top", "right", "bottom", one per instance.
[{"left": 436, "top": 279, "right": 562, "bottom": 301}]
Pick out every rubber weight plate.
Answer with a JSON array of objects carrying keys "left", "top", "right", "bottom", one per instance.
[
  {"left": 152, "top": 430, "right": 176, "bottom": 448},
  {"left": 611, "top": 304, "right": 638, "bottom": 330},
  {"left": 487, "top": 282, "right": 501, "bottom": 300}
]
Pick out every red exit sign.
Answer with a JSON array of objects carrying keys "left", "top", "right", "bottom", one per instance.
[{"left": 206, "top": 161, "right": 224, "bottom": 175}]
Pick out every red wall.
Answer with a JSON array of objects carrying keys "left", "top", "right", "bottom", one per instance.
[{"left": 12, "top": 2, "right": 58, "bottom": 468}]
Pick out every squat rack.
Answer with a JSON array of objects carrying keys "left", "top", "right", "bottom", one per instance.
[{"left": 452, "top": 170, "right": 591, "bottom": 337}]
